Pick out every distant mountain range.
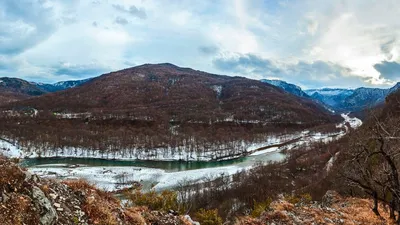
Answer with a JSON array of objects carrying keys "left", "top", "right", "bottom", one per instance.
[
  {"left": 304, "top": 88, "right": 354, "bottom": 111},
  {"left": 1, "top": 65, "right": 399, "bottom": 115},
  {"left": 34, "top": 78, "right": 92, "bottom": 92},
  {"left": 265, "top": 79, "right": 400, "bottom": 113},
  {"left": 0, "top": 77, "right": 47, "bottom": 104},
  {"left": 0, "top": 77, "right": 91, "bottom": 105}
]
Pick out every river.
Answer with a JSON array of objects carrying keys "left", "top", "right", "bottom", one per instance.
[{"left": 17, "top": 114, "right": 362, "bottom": 192}]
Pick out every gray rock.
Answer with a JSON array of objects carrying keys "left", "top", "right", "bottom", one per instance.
[
  {"left": 322, "top": 190, "right": 341, "bottom": 207},
  {"left": 183, "top": 215, "right": 200, "bottom": 225},
  {"left": 23, "top": 170, "right": 40, "bottom": 183},
  {"left": 1, "top": 192, "right": 10, "bottom": 202},
  {"left": 23, "top": 170, "right": 32, "bottom": 181},
  {"left": 31, "top": 186, "right": 58, "bottom": 225},
  {"left": 49, "top": 193, "right": 58, "bottom": 200}
]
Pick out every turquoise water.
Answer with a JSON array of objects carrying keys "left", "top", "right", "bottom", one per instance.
[{"left": 20, "top": 151, "right": 286, "bottom": 172}]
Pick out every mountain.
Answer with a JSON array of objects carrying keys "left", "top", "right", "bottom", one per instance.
[
  {"left": 34, "top": 78, "right": 92, "bottom": 92},
  {"left": 342, "top": 87, "right": 388, "bottom": 112},
  {"left": 7, "top": 63, "right": 335, "bottom": 124},
  {"left": 305, "top": 84, "right": 400, "bottom": 113},
  {"left": 305, "top": 88, "right": 354, "bottom": 111},
  {"left": 340, "top": 83, "right": 400, "bottom": 112},
  {"left": 0, "top": 77, "right": 48, "bottom": 104},
  {"left": 260, "top": 79, "right": 309, "bottom": 98},
  {"left": 0, "top": 77, "right": 92, "bottom": 105}
]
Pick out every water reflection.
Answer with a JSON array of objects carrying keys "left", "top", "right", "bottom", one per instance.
[{"left": 20, "top": 151, "right": 286, "bottom": 172}]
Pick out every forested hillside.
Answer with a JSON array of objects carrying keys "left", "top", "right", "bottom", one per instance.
[
  {"left": 165, "top": 89, "right": 400, "bottom": 223},
  {"left": 0, "top": 64, "right": 339, "bottom": 161}
]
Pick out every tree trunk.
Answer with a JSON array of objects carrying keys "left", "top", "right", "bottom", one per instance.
[
  {"left": 397, "top": 211, "right": 400, "bottom": 224},
  {"left": 372, "top": 192, "right": 380, "bottom": 216},
  {"left": 390, "top": 200, "right": 396, "bottom": 220}
]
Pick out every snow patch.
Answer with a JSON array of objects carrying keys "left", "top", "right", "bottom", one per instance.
[
  {"left": 28, "top": 164, "right": 244, "bottom": 192},
  {"left": 250, "top": 147, "right": 279, "bottom": 156},
  {"left": 337, "top": 113, "right": 362, "bottom": 130},
  {"left": 211, "top": 85, "right": 222, "bottom": 98},
  {"left": 325, "top": 152, "right": 340, "bottom": 172}
]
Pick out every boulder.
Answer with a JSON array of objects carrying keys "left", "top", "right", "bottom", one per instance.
[{"left": 31, "top": 186, "right": 58, "bottom": 225}]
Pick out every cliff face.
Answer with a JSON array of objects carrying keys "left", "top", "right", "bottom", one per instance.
[{"left": 0, "top": 156, "right": 194, "bottom": 225}]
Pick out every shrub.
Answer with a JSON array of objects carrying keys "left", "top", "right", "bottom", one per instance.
[
  {"left": 124, "top": 208, "right": 146, "bottom": 225},
  {"left": 125, "top": 190, "right": 179, "bottom": 212},
  {"left": 63, "top": 179, "right": 94, "bottom": 192},
  {"left": 65, "top": 179, "right": 121, "bottom": 225},
  {"left": 0, "top": 157, "right": 25, "bottom": 192},
  {"left": 284, "top": 193, "right": 312, "bottom": 205},
  {"left": 83, "top": 199, "right": 119, "bottom": 225},
  {"left": 0, "top": 194, "right": 40, "bottom": 225},
  {"left": 195, "top": 209, "right": 223, "bottom": 225},
  {"left": 251, "top": 198, "right": 272, "bottom": 218}
]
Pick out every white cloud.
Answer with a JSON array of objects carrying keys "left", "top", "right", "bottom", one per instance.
[{"left": 0, "top": 0, "right": 400, "bottom": 88}]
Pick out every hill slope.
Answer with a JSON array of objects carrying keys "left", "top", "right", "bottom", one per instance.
[
  {"left": 0, "top": 64, "right": 339, "bottom": 162},
  {"left": 9, "top": 63, "right": 334, "bottom": 124},
  {"left": 0, "top": 156, "right": 195, "bottom": 225},
  {"left": 306, "top": 83, "right": 400, "bottom": 112},
  {"left": 260, "top": 79, "right": 309, "bottom": 98},
  {"left": 0, "top": 77, "right": 47, "bottom": 104},
  {"left": 0, "top": 77, "right": 92, "bottom": 105}
]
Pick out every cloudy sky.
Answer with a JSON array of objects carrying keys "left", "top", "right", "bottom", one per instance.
[{"left": 1, "top": 0, "right": 400, "bottom": 88}]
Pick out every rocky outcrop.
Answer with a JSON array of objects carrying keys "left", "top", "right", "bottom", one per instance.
[
  {"left": 32, "top": 186, "right": 58, "bottom": 225},
  {"left": 0, "top": 156, "right": 196, "bottom": 225}
]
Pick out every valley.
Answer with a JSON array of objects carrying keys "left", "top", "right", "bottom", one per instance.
[
  {"left": 0, "top": 63, "right": 395, "bottom": 224},
  {"left": 2, "top": 2, "right": 400, "bottom": 224},
  {"left": 1, "top": 113, "right": 361, "bottom": 192}
]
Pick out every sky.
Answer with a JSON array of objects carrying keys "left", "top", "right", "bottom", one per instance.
[{"left": 1, "top": 0, "right": 400, "bottom": 89}]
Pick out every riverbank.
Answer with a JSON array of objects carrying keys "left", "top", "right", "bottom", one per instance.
[{"left": 2, "top": 114, "right": 362, "bottom": 192}]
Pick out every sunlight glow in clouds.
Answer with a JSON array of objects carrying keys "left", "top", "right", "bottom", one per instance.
[{"left": 0, "top": 0, "right": 400, "bottom": 88}]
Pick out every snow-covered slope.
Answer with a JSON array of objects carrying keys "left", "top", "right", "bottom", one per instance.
[
  {"left": 306, "top": 83, "right": 400, "bottom": 112},
  {"left": 34, "top": 78, "right": 92, "bottom": 92},
  {"left": 305, "top": 88, "right": 354, "bottom": 110},
  {"left": 261, "top": 79, "right": 309, "bottom": 98},
  {"left": 305, "top": 88, "right": 354, "bottom": 97}
]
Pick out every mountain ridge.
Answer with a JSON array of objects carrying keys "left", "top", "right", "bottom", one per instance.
[
  {"left": 0, "top": 77, "right": 92, "bottom": 105},
  {"left": 260, "top": 79, "right": 310, "bottom": 98},
  {"left": 34, "top": 78, "right": 92, "bottom": 92},
  {"left": 5, "top": 63, "right": 335, "bottom": 124},
  {"left": 305, "top": 83, "right": 400, "bottom": 112}
]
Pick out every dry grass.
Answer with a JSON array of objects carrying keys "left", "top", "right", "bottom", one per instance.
[
  {"left": 235, "top": 194, "right": 396, "bottom": 225},
  {"left": 64, "top": 179, "right": 124, "bottom": 225},
  {"left": 0, "top": 156, "right": 40, "bottom": 225}
]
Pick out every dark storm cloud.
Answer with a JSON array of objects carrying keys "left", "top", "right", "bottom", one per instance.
[{"left": 374, "top": 61, "right": 400, "bottom": 81}]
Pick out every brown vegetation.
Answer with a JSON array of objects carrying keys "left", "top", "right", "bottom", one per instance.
[
  {"left": 5, "top": 64, "right": 335, "bottom": 124},
  {"left": 236, "top": 191, "right": 396, "bottom": 225},
  {"left": 0, "top": 156, "right": 196, "bottom": 225},
  {"left": 0, "top": 64, "right": 341, "bottom": 160},
  {"left": 0, "top": 77, "right": 47, "bottom": 105}
]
